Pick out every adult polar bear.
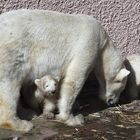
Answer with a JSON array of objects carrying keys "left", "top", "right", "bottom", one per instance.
[{"left": 0, "top": 9, "right": 129, "bottom": 131}]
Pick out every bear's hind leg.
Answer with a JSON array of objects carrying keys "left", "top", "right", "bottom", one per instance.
[{"left": 0, "top": 81, "right": 33, "bottom": 132}]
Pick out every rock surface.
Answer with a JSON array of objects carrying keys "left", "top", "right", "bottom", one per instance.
[{"left": 0, "top": 99, "right": 140, "bottom": 140}]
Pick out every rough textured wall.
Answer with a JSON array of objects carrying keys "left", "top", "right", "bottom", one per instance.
[{"left": 0, "top": 0, "right": 140, "bottom": 57}]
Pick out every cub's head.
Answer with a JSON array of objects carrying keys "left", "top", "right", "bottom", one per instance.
[
  {"left": 35, "top": 75, "right": 59, "bottom": 97},
  {"left": 105, "top": 68, "right": 130, "bottom": 105}
]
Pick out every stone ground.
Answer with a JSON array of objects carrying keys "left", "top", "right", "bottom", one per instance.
[
  {"left": 0, "top": 100, "right": 140, "bottom": 140},
  {"left": 0, "top": 73, "right": 140, "bottom": 140}
]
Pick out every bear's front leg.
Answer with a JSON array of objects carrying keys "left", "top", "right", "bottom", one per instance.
[{"left": 57, "top": 56, "right": 94, "bottom": 123}]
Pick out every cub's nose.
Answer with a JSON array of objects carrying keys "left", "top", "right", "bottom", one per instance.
[{"left": 52, "top": 90, "right": 56, "bottom": 94}]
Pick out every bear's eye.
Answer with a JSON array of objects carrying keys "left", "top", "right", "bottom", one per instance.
[{"left": 115, "top": 80, "right": 121, "bottom": 83}]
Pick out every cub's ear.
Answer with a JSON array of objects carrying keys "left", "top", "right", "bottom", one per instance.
[
  {"left": 55, "top": 76, "right": 60, "bottom": 82},
  {"left": 35, "top": 79, "right": 42, "bottom": 88},
  {"left": 115, "top": 68, "right": 130, "bottom": 81}
]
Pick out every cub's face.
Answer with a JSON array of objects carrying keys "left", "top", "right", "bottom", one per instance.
[
  {"left": 35, "top": 75, "right": 59, "bottom": 97},
  {"left": 43, "top": 79, "right": 58, "bottom": 95},
  {"left": 101, "top": 68, "right": 130, "bottom": 105}
]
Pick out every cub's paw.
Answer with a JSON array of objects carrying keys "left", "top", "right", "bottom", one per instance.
[{"left": 43, "top": 112, "right": 55, "bottom": 119}]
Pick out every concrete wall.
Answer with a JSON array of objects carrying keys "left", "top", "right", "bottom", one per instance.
[{"left": 0, "top": 0, "right": 140, "bottom": 57}]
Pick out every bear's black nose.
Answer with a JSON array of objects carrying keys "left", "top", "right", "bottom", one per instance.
[{"left": 107, "top": 99, "right": 114, "bottom": 106}]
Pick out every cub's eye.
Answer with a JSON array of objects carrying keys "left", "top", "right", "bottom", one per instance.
[{"left": 45, "top": 85, "right": 48, "bottom": 88}]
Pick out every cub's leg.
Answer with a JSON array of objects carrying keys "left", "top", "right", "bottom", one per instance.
[
  {"left": 57, "top": 53, "right": 96, "bottom": 122},
  {"left": 0, "top": 81, "right": 33, "bottom": 132},
  {"left": 43, "top": 99, "right": 55, "bottom": 119}
]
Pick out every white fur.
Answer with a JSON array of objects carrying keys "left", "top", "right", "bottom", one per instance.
[
  {"left": 115, "top": 69, "right": 130, "bottom": 81},
  {"left": 124, "top": 54, "right": 140, "bottom": 100},
  {"left": 0, "top": 9, "right": 128, "bottom": 131},
  {"left": 65, "top": 114, "right": 84, "bottom": 126},
  {"left": 34, "top": 75, "right": 59, "bottom": 118}
]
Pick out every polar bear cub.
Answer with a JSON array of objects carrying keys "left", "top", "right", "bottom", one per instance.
[{"left": 34, "top": 75, "right": 59, "bottom": 118}]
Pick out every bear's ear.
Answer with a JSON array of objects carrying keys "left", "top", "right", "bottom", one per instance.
[
  {"left": 115, "top": 68, "right": 130, "bottom": 81},
  {"left": 35, "top": 79, "right": 42, "bottom": 88}
]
